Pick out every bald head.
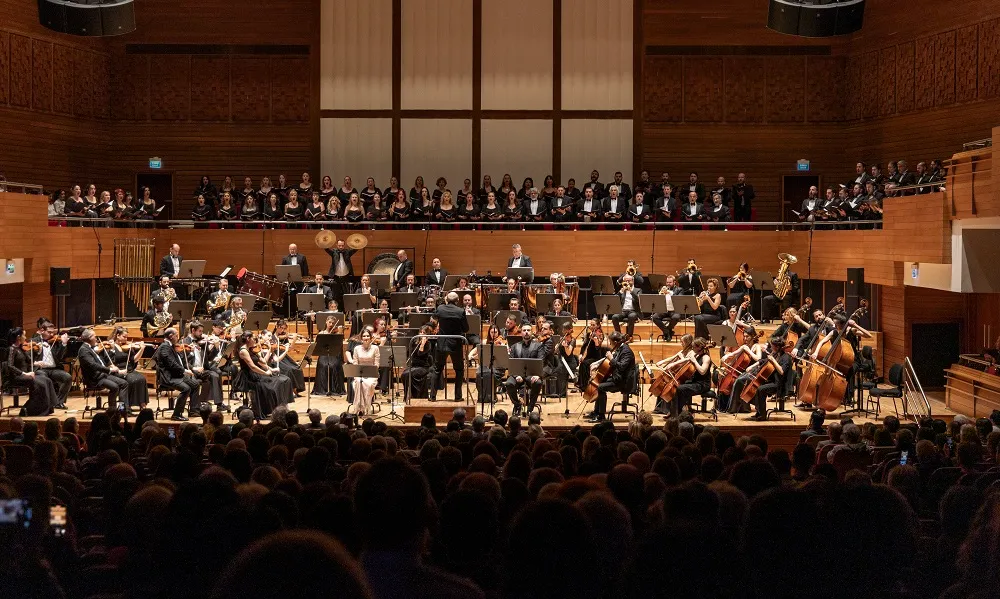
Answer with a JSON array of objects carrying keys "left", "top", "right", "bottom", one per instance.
[{"left": 445, "top": 291, "right": 459, "bottom": 304}]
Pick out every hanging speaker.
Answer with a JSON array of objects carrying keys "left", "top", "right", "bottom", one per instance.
[
  {"left": 37, "top": 0, "right": 136, "bottom": 37},
  {"left": 50, "top": 267, "right": 71, "bottom": 297},
  {"left": 767, "top": 0, "right": 866, "bottom": 38}
]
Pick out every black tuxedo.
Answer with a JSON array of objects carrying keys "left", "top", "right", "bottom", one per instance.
[
  {"left": 680, "top": 203, "right": 705, "bottom": 221},
  {"left": 610, "top": 182, "right": 632, "bottom": 200},
  {"left": 393, "top": 259, "right": 414, "bottom": 289},
  {"left": 505, "top": 339, "right": 545, "bottom": 412},
  {"left": 425, "top": 268, "right": 448, "bottom": 287},
  {"left": 160, "top": 254, "right": 183, "bottom": 277},
  {"left": 549, "top": 196, "right": 575, "bottom": 222},
  {"left": 593, "top": 343, "right": 635, "bottom": 419},
  {"left": 304, "top": 283, "right": 333, "bottom": 304},
  {"left": 430, "top": 303, "right": 469, "bottom": 401},
  {"left": 628, "top": 202, "right": 651, "bottom": 223},
  {"left": 612, "top": 289, "right": 642, "bottom": 337},
  {"left": 507, "top": 255, "right": 533, "bottom": 269},
  {"left": 732, "top": 183, "right": 756, "bottom": 221},
  {"left": 281, "top": 253, "right": 310, "bottom": 277},
  {"left": 583, "top": 181, "right": 606, "bottom": 198},
  {"left": 154, "top": 341, "right": 198, "bottom": 418},
  {"left": 602, "top": 197, "right": 627, "bottom": 221},
  {"left": 655, "top": 196, "right": 676, "bottom": 220},
  {"left": 325, "top": 248, "right": 357, "bottom": 278},
  {"left": 78, "top": 343, "right": 129, "bottom": 405},
  {"left": 706, "top": 205, "right": 730, "bottom": 222},
  {"left": 576, "top": 197, "right": 603, "bottom": 221},
  {"left": 896, "top": 170, "right": 916, "bottom": 193},
  {"left": 141, "top": 309, "right": 171, "bottom": 338},
  {"left": 522, "top": 197, "right": 549, "bottom": 220},
  {"left": 800, "top": 196, "right": 823, "bottom": 217}
]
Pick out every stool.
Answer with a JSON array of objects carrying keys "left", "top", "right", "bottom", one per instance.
[
  {"left": 765, "top": 393, "right": 796, "bottom": 421},
  {"left": 690, "top": 390, "right": 719, "bottom": 421},
  {"left": 82, "top": 385, "right": 108, "bottom": 419}
]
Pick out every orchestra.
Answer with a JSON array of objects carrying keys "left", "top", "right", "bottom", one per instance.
[{"left": 21, "top": 236, "right": 885, "bottom": 426}]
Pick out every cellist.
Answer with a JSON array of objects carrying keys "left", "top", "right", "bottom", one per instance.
[
  {"left": 585, "top": 331, "right": 634, "bottom": 423},
  {"left": 670, "top": 337, "right": 713, "bottom": 417},
  {"left": 728, "top": 336, "right": 787, "bottom": 419},
  {"left": 716, "top": 329, "right": 766, "bottom": 412},
  {"left": 576, "top": 319, "right": 608, "bottom": 392},
  {"left": 651, "top": 334, "right": 694, "bottom": 415},
  {"left": 745, "top": 337, "right": 792, "bottom": 421}
]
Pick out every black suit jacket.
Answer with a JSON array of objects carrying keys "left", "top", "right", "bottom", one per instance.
[
  {"left": 576, "top": 198, "right": 603, "bottom": 219},
  {"left": 304, "top": 284, "right": 334, "bottom": 303},
  {"left": 77, "top": 343, "right": 112, "bottom": 386},
  {"left": 425, "top": 268, "right": 448, "bottom": 286},
  {"left": 618, "top": 289, "right": 642, "bottom": 313},
  {"left": 509, "top": 339, "right": 543, "bottom": 360},
  {"left": 141, "top": 310, "right": 169, "bottom": 337},
  {"left": 159, "top": 254, "right": 183, "bottom": 277},
  {"left": 611, "top": 182, "right": 632, "bottom": 200},
  {"left": 732, "top": 183, "right": 756, "bottom": 209},
  {"left": 896, "top": 171, "right": 916, "bottom": 188},
  {"left": 281, "top": 254, "right": 310, "bottom": 277},
  {"left": 602, "top": 197, "right": 628, "bottom": 217},
  {"left": 608, "top": 343, "right": 636, "bottom": 387},
  {"left": 434, "top": 303, "right": 469, "bottom": 353},
  {"left": 507, "top": 255, "right": 533, "bottom": 268},
  {"left": 393, "top": 260, "right": 414, "bottom": 288},
  {"left": 325, "top": 248, "right": 357, "bottom": 277},
  {"left": 522, "top": 198, "right": 549, "bottom": 218},
  {"left": 154, "top": 341, "right": 186, "bottom": 380}
]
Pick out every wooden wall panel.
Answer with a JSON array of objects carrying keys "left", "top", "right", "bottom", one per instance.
[
  {"left": 150, "top": 55, "right": 190, "bottom": 121},
  {"left": 682, "top": 58, "right": 722, "bottom": 122},
  {"left": 860, "top": 51, "right": 879, "bottom": 119},
  {"left": 877, "top": 47, "right": 896, "bottom": 116},
  {"left": 895, "top": 42, "right": 915, "bottom": 113},
  {"left": 955, "top": 25, "right": 979, "bottom": 103},
  {"left": 642, "top": 56, "right": 683, "bottom": 122},
  {"left": 0, "top": 31, "right": 8, "bottom": 105},
  {"left": 765, "top": 56, "right": 804, "bottom": 123},
  {"left": 9, "top": 34, "right": 31, "bottom": 107},
  {"left": 979, "top": 18, "right": 1000, "bottom": 99},
  {"left": 123, "top": 0, "right": 314, "bottom": 45},
  {"left": 75, "top": 50, "right": 110, "bottom": 119},
  {"left": 913, "top": 37, "right": 935, "bottom": 110},
  {"left": 934, "top": 31, "right": 956, "bottom": 106},
  {"left": 231, "top": 57, "right": 271, "bottom": 122},
  {"left": 880, "top": 285, "right": 905, "bottom": 377},
  {"left": 31, "top": 39, "right": 51, "bottom": 112},
  {"left": 805, "top": 56, "right": 845, "bottom": 123},
  {"left": 51, "top": 44, "right": 73, "bottom": 115},
  {"left": 270, "top": 57, "right": 310, "bottom": 123},
  {"left": 844, "top": 55, "right": 862, "bottom": 121},
  {"left": 190, "top": 56, "right": 230, "bottom": 121},
  {"left": 723, "top": 57, "right": 765, "bottom": 123},
  {"left": 113, "top": 54, "right": 149, "bottom": 121}
]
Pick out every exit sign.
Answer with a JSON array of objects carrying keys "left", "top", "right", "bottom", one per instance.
[
  {"left": 796, "top": 159, "right": 810, "bottom": 171},
  {"left": 149, "top": 157, "right": 162, "bottom": 169}
]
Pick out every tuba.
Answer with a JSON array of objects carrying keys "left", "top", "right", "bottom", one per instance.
[{"left": 773, "top": 253, "right": 797, "bottom": 300}]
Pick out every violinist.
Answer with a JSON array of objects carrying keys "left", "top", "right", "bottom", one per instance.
[
  {"left": 109, "top": 326, "right": 151, "bottom": 411},
  {"left": 577, "top": 319, "right": 608, "bottom": 392},
  {"left": 586, "top": 331, "right": 635, "bottom": 423},
  {"left": 154, "top": 328, "right": 200, "bottom": 421},
  {"left": 370, "top": 316, "right": 393, "bottom": 393},
  {"left": 472, "top": 325, "right": 506, "bottom": 405},
  {"left": 404, "top": 324, "right": 436, "bottom": 399},
  {"left": 504, "top": 324, "right": 544, "bottom": 417},
  {"left": 693, "top": 278, "right": 725, "bottom": 339},
  {"left": 612, "top": 274, "right": 641, "bottom": 340},
  {"left": 271, "top": 322, "right": 305, "bottom": 399},
  {"left": 183, "top": 320, "right": 224, "bottom": 408},
  {"left": 726, "top": 262, "right": 754, "bottom": 310},
  {"left": 553, "top": 321, "right": 578, "bottom": 396},
  {"left": 502, "top": 314, "right": 520, "bottom": 340},
  {"left": 78, "top": 328, "right": 132, "bottom": 410},
  {"left": 312, "top": 314, "right": 345, "bottom": 397},
  {"left": 233, "top": 332, "right": 293, "bottom": 419},
  {"left": 651, "top": 275, "right": 682, "bottom": 342},
  {"left": 669, "top": 337, "right": 713, "bottom": 417},
  {"left": 537, "top": 319, "right": 557, "bottom": 385},
  {"left": 32, "top": 324, "right": 72, "bottom": 408},
  {"left": 3, "top": 328, "right": 58, "bottom": 416},
  {"left": 734, "top": 337, "right": 792, "bottom": 421}
]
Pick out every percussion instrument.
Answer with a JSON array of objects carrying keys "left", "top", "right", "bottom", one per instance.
[
  {"left": 347, "top": 233, "right": 369, "bottom": 249},
  {"left": 315, "top": 230, "right": 337, "bottom": 249},
  {"left": 237, "top": 269, "right": 287, "bottom": 306}
]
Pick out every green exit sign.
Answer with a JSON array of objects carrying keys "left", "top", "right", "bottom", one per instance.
[{"left": 149, "top": 158, "right": 162, "bottom": 169}]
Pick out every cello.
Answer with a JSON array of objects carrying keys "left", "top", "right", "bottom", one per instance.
[
  {"left": 718, "top": 348, "right": 753, "bottom": 396},
  {"left": 583, "top": 339, "right": 620, "bottom": 402}
]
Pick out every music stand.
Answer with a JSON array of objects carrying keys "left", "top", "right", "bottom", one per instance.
[
  {"left": 643, "top": 294, "right": 669, "bottom": 316},
  {"left": 479, "top": 343, "right": 510, "bottom": 418},
  {"left": 493, "top": 310, "right": 524, "bottom": 327},
  {"left": 594, "top": 295, "right": 623, "bottom": 317},
  {"left": 671, "top": 295, "right": 700, "bottom": 316},
  {"left": 754, "top": 269, "right": 774, "bottom": 322},
  {"left": 391, "top": 328, "right": 417, "bottom": 344},
  {"left": 342, "top": 365, "right": 378, "bottom": 405},
  {"left": 407, "top": 313, "right": 434, "bottom": 329},
  {"left": 296, "top": 293, "right": 326, "bottom": 317},
  {"left": 590, "top": 275, "right": 615, "bottom": 295},
  {"left": 179, "top": 260, "right": 206, "bottom": 280},
  {"left": 168, "top": 300, "right": 196, "bottom": 336},
  {"left": 646, "top": 273, "right": 666, "bottom": 291},
  {"left": 368, "top": 274, "right": 391, "bottom": 295},
  {"left": 314, "top": 311, "right": 345, "bottom": 331},
  {"left": 343, "top": 293, "right": 373, "bottom": 314},
  {"left": 361, "top": 311, "right": 390, "bottom": 328},
  {"left": 390, "top": 292, "right": 420, "bottom": 312},
  {"left": 234, "top": 294, "right": 258, "bottom": 310},
  {"left": 506, "top": 267, "right": 534, "bottom": 282},
  {"left": 466, "top": 314, "right": 482, "bottom": 339},
  {"left": 245, "top": 311, "right": 273, "bottom": 333},
  {"left": 707, "top": 324, "right": 739, "bottom": 349},
  {"left": 312, "top": 334, "right": 344, "bottom": 401},
  {"left": 377, "top": 346, "right": 408, "bottom": 421},
  {"left": 535, "top": 293, "right": 561, "bottom": 314},
  {"left": 548, "top": 315, "right": 574, "bottom": 333},
  {"left": 487, "top": 293, "right": 515, "bottom": 313},
  {"left": 442, "top": 274, "right": 464, "bottom": 290},
  {"left": 275, "top": 265, "right": 303, "bottom": 320}
]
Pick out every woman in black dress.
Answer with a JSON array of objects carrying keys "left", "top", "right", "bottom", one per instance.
[
  {"left": 220, "top": 176, "right": 236, "bottom": 200},
  {"left": 402, "top": 324, "right": 435, "bottom": 399},
  {"left": 195, "top": 175, "right": 218, "bottom": 208},
  {"left": 389, "top": 190, "right": 411, "bottom": 221},
  {"left": 110, "top": 327, "right": 151, "bottom": 410},
  {"left": 360, "top": 177, "right": 379, "bottom": 206},
  {"left": 325, "top": 194, "right": 343, "bottom": 221},
  {"left": 478, "top": 174, "right": 497, "bottom": 204},
  {"left": 457, "top": 191, "right": 480, "bottom": 222},
  {"left": 312, "top": 314, "right": 346, "bottom": 396},
  {"left": 435, "top": 191, "right": 457, "bottom": 222},
  {"left": 192, "top": 194, "right": 214, "bottom": 222},
  {"left": 239, "top": 176, "right": 256, "bottom": 211},
  {"left": 275, "top": 174, "right": 290, "bottom": 204},
  {"left": 432, "top": 177, "right": 449, "bottom": 203},
  {"left": 217, "top": 191, "right": 237, "bottom": 220},
  {"left": 344, "top": 192, "right": 366, "bottom": 224},
  {"left": 298, "top": 172, "right": 314, "bottom": 197},
  {"left": 305, "top": 191, "right": 327, "bottom": 221},
  {"left": 367, "top": 191, "right": 387, "bottom": 222},
  {"left": 135, "top": 187, "right": 157, "bottom": 221},
  {"left": 409, "top": 176, "right": 425, "bottom": 204},
  {"left": 503, "top": 190, "right": 522, "bottom": 221},
  {"left": 338, "top": 176, "right": 358, "bottom": 205},
  {"left": 498, "top": 173, "right": 516, "bottom": 200},
  {"left": 263, "top": 193, "right": 282, "bottom": 220},
  {"left": 517, "top": 177, "right": 534, "bottom": 200},
  {"left": 272, "top": 320, "right": 307, "bottom": 397},
  {"left": 693, "top": 278, "right": 726, "bottom": 339},
  {"left": 383, "top": 176, "right": 402, "bottom": 201},
  {"left": 233, "top": 333, "right": 292, "bottom": 419},
  {"left": 319, "top": 175, "right": 337, "bottom": 204},
  {"left": 257, "top": 176, "right": 274, "bottom": 205},
  {"left": 481, "top": 191, "right": 503, "bottom": 227},
  {"left": 541, "top": 175, "right": 558, "bottom": 199},
  {"left": 284, "top": 190, "right": 305, "bottom": 221},
  {"left": 414, "top": 187, "right": 435, "bottom": 221},
  {"left": 241, "top": 194, "right": 260, "bottom": 221}
]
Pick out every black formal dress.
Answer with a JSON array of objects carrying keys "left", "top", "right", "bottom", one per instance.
[
  {"left": 108, "top": 344, "right": 151, "bottom": 408},
  {"left": 1, "top": 359, "right": 57, "bottom": 416},
  {"left": 403, "top": 337, "right": 434, "bottom": 399},
  {"left": 312, "top": 332, "right": 345, "bottom": 396},
  {"left": 234, "top": 348, "right": 292, "bottom": 418}
]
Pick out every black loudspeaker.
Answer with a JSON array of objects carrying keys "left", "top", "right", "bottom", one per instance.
[
  {"left": 767, "top": 0, "right": 866, "bottom": 38},
  {"left": 846, "top": 268, "right": 865, "bottom": 298},
  {"left": 50, "top": 267, "right": 71, "bottom": 297},
  {"left": 38, "top": 0, "right": 136, "bottom": 37}
]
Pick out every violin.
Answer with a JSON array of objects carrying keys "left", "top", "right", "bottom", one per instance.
[
  {"left": 20, "top": 341, "right": 43, "bottom": 352},
  {"left": 98, "top": 341, "right": 117, "bottom": 351},
  {"left": 173, "top": 343, "right": 194, "bottom": 352}
]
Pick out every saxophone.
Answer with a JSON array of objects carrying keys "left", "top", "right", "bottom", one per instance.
[{"left": 773, "top": 253, "right": 797, "bottom": 300}]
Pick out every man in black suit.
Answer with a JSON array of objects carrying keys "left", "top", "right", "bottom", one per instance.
[
  {"left": 429, "top": 292, "right": 469, "bottom": 402},
  {"left": 611, "top": 171, "right": 632, "bottom": 201},
  {"left": 895, "top": 159, "right": 916, "bottom": 195},
  {"left": 159, "top": 244, "right": 183, "bottom": 277},
  {"left": 654, "top": 184, "right": 676, "bottom": 221},
  {"left": 577, "top": 187, "right": 603, "bottom": 222},
  {"left": 460, "top": 293, "right": 481, "bottom": 345},
  {"left": 425, "top": 257, "right": 448, "bottom": 287},
  {"left": 141, "top": 297, "right": 172, "bottom": 339},
  {"left": 915, "top": 161, "right": 936, "bottom": 194},
  {"left": 602, "top": 186, "right": 627, "bottom": 222},
  {"left": 522, "top": 188, "right": 548, "bottom": 222},
  {"left": 304, "top": 273, "right": 333, "bottom": 303},
  {"left": 34, "top": 324, "right": 72, "bottom": 408},
  {"left": 651, "top": 275, "right": 682, "bottom": 342},
  {"left": 583, "top": 170, "right": 606, "bottom": 199},
  {"left": 588, "top": 331, "right": 635, "bottom": 422},
  {"left": 731, "top": 172, "right": 756, "bottom": 222},
  {"left": 628, "top": 192, "right": 652, "bottom": 223},
  {"left": 154, "top": 328, "right": 200, "bottom": 421},
  {"left": 504, "top": 323, "right": 544, "bottom": 416},
  {"left": 507, "top": 244, "right": 532, "bottom": 269},
  {"left": 325, "top": 238, "right": 356, "bottom": 303},
  {"left": 393, "top": 250, "right": 414, "bottom": 290},
  {"left": 281, "top": 243, "right": 309, "bottom": 277},
  {"left": 77, "top": 328, "right": 130, "bottom": 408},
  {"left": 549, "top": 186, "right": 575, "bottom": 223},
  {"left": 611, "top": 275, "right": 641, "bottom": 339}
]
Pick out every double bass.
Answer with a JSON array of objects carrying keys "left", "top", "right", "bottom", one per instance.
[{"left": 797, "top": 301, "right": 868, "bottom": 411}]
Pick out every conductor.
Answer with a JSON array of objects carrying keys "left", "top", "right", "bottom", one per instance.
[{"left": 429, "top": 292, "right": 469, "bottom": 402}]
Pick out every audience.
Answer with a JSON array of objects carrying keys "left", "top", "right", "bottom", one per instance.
[{"left": 0, "top": 408, "right": 995, "bottom": 599}]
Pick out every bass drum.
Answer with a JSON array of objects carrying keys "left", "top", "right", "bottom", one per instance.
[{"left": 367, "top": 252, "right": 401, "bottom": 284}]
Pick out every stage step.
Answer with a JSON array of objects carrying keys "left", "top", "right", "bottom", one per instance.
[{"left": 403, "top": 400, "right": 476, "bottom": 424}]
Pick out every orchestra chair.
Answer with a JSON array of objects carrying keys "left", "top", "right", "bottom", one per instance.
[
  {"left": 154, "top": 368, "right": 181, "bottom": 420},
  {"left": 805, "top": 434, "right": 829, "bottom": 447},
  {"left": 692, "top": 390, "right": 720, "bottom": 421},
  {"left": 609, "top": 364, "right": 640, "bottom": 422},
  {"left": 866, "top": 363, "right": 904, "bottom": 418},
  {"left": 830, "top": 449, "right": 873, "bottom": 482},
  {"left": 0, "top": 344, "right": 31, "bottom": 416},
  {"left": 81, "top": 385, "right": 109, "bottom": 419}
]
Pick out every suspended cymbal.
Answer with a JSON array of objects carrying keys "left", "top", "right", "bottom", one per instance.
[
  {"left": 315, "top": 230, "right": 337, "bottom": 249},
  {"left": 347, "top": 233, "right": 369, "bottom": 250}
]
